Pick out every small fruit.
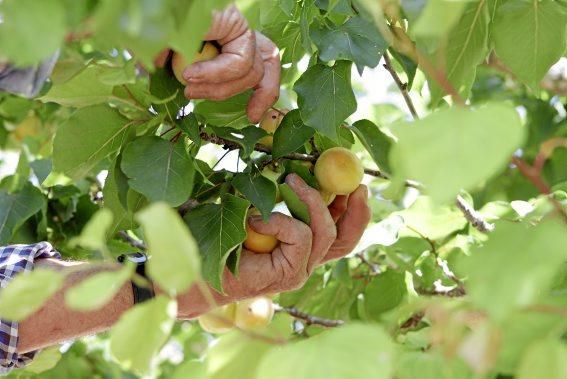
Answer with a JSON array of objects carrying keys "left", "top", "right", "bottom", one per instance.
[
  {"left": 234, "top": 297, "right": 275, "bottom": 330},
  {"left": 244, "top": 209, "right": 279, "bottom": 254},
  {"left": 198, "top": 303, "right": 236, "bottom": 334},
  {"left": 320, "top": 190, "right": 336, "bottom": 206},
  {"left": 258, "top": 109, "right": 286, "bottom": 147},
  {"left": 172, "top": 42, "right": 220, "bottom": 85},
  {"left": 314, "top": 147, "right": 363, "bottom": 195}
]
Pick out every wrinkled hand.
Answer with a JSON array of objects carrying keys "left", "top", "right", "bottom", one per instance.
[
  {"left": 221, "top": 174, "right": 371, "bottom": 301},
  {"left": 182, "top": 5, "right": 280, "bottom": 123}
]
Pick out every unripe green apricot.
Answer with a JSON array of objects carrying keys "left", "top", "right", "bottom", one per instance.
[
  {"left": 314, "top": 147, "right": 363, "bottom": 195},
  {"left": 172, "top": 42, "right": 220, "bottom": 85}
]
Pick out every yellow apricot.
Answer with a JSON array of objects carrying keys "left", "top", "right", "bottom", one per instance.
[
  {"left": 258, "top": 109, "right": 286, "bottom": 147},
  {"left": 172, "top": 42, "right": 220, "bottom": 85},
  {"left": 320, "top": 190, "right": 336, "bottom": 206},
  {"left": 234, "top": 297, "right": 275, "bottom": 330},
  {"left": 198, "top": 303, "right": 236, "bottom": 334},
  {"left": 314, "top": 147, "right": 363, "bottom": 195},
  {"left": 244, "top": 209, "right": 279, "bottom": 254}
]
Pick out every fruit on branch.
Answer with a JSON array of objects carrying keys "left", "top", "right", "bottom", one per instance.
[
  {"left": 198, "top": 303, "right": 236, "bottom": 334},
  {"left": 234, "top": 296, "right": 275, "bottom": 330},
  {"left": 258, "top": 109, "right": 286, "bottom": 147},
  {"left": 314, "top": 147, "right": 363, "bottom": 195},
  {"left": 13, "top": 116, "right": 42, "bottom": 141},
  {"left": 172, "top": 42, "right": 220, "bottom": 85},
  {"left": 244, "top": 208, "right": 279, "bottom": 254}
]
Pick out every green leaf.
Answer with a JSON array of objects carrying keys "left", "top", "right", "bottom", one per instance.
[
  {"left": 110, "top": 296, "right": 176, "bottom": 374},
  {"left": 396, "top": 352, "right": 474, "bottom": 379},
  {"left": 149, "top": 68, "right": 186, "bottom": 122},
  {"left": 23, "top": 347, "right": 62, "bottom": 374},
  {"left": 411, "top": 0, "right": 467, "bottom": 39},
  {"left": 40, "top": 66, "right": 114, "bottom": 107},
  {"left": 279, "top": 22, "right": 306, "bottom": 65},
  {"left": 272, "top": 110, "right": 315, "bottom": 159},
  {"left": 310, "top": 16, "right": 388, "bottom": 71},
  {"left": 0, "top": 184, "right": 45, "bottom": 244},
  {"left": 492, "top": 0, "right": 567, "bottom": 90},
  {"left": 364, "top": 270, "right": 407, "bottom": 319},
  {"left": 184, "top": 194, "right": 249, "bottom": 292},
  {"left": 122, "top": 136, "right": 195, "bottom": 207},
  {"left": 429, "top": 1, "right": 490, "bottom": 103},
  {"left": 351, "top": 119, "right": 393, "bottom": 172},
  {"left": 194, "top": 91, "right": 253, "bottom": 129},
  {"left": 136, "top": 203, "right": 201, "bottom": 294},
  {"left": 206, "top": 125, "right": 268, "bottom": 158},
  {"left": 70, "top": 208, "right": 114, "bottom": 251},
  {"left": 0, "top": 269, "right": 64, "bottom": 321},
  {"left": 53, "top": 105, "right": 131, "bottom": 180},
  {"left": 460, "top": 219, "right": 567, "bottom": 319},
  {"left": 390, "top": 103, "right": 524, "bottom": 203},
  {"left": 257, "top": 324, "right": 395, "bottom": 379},
  {"left": 279, "top": 183, "right": 311, "bottom": 224},
  {"left": 0, "top": 0, "right": 66, "bottom": 65},
  {"left": 65, "top": 266, "right": 132, "bottom": 311},
  {"left": 294, "top": 61, "right": 357, "bottom": 142},
  {"left": 232, "top": 173, "right": 276, "bottom": 220},
  {"left": 517, "top": 339, "right": 567, "bottom": 379}
]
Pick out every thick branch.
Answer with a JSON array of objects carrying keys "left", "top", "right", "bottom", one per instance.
[
  {"left": 275, "top": 305, "right": 344, "bottom": 328},
  {"left": 455, "top": 195, "right": 495, "bottom": 233}
]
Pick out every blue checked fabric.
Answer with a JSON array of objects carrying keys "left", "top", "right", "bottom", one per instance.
[{"left": 0, "top": 242, "right": 61, "bottom": 375}]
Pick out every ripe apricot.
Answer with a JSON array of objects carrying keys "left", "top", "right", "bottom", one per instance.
[
  {"left": 172, "top": 42, "right": 220, "bottom": 85},
  {"left": 198, "top": 303, "right": 236, "bottom": 334},
  {"left": 314, "top": 147, "right": 363, "bottom": 195},
  {"left": 320, "top": 190, "right": 336, "bottom": 206},
  {"left": 234, "top": 297, "right": 274, "bottom": 330},
  {"left": 244, "top": 209, "right": 279, "bottom": 254},
  {"left": 258, "top": 109, "right": 286, "bottom": 147}
]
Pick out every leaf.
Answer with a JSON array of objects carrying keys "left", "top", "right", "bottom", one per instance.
[
  {"left": 390, "top": 103, "right": 524, "bottom": 204},
  {"left": 0, "top": 269, "right": 64, "bottom": 321},
  {"left": 272, "top": 110, "right": 315, "bottom": 158},
  {"left": 136, "top": 203, "right": 201, "bottom": 294},
  {"left": 206, "top": 125, "right": 268, "bottom": 158},
  {"left": 310, "top": 16, "right": 388, "bottom": 71},
  {"left": 279, "top": 22, "right": 305, "bottom": 65},
  {"left": 460, "top": 219, "right": 567, "bottom": 320},
  {"left": 279, "top": 183, "right": 311, "bottom": 224},
  {"left": 0, "top": 184, "right": 45, "bottom": 244},
  {"left": 294, "top": 61, "right": 357, "bottom": 142},
  {"left": 232, "top": 174, "right": 276, "bottom": 220},
  {"left": 429, "top": 1, "right": 490, "bottom": 103},
  {"left": 364, "top": 270, "right": 407, "bottom": 319},
  {"left": 121, "top": 136, "right": 195, "bottom": 207},
  {"left": 256, "top": 324, "right": 395, "bottom": 379},
  {"left": 70, "top": 208, "right": 114, "bottom": 251},
  {"left": 411, "top": 0, "right": 467, "bottom": 39},
  {"left": 184, "top": 194, "right": 250, "bottom": 292},
  {"left": 110, "top": 296, "right": 176, "bottom": 374},
  {"left": 65, "top": 266, "right": 132, "bottom": 311},
  {"left": 0, "top": 0, "right": 66, "bottom": 65},
  {"left": 53, "top": 105, "right": 131, "bottom": 180},
  {"left": 194, "top": 91, "right": 253, "bottom": 129},
  {"left": 23, "top": 347, "right": 62, "bottom": 374},
  {"left": 149, "top": 68, "right": 186, "bottom": 121},
  {"left": 351, "top": 119, "right": 393, "bottom": 172},
  {"left": 517, "top": 338, "right": 567, "bottom": 379},
  {"left": 492, "top": 0, "right": 567, "bottom": 90},
  {"left": 40, "top": 66, "right": 114, "bottom": 107},
  {"left": 396, "top": 352, "right": 474, "bottom": 379}
]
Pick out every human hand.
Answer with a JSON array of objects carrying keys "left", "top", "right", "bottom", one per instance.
[{"left": 180, "top": 5, "right": 280, "bottom": 123}]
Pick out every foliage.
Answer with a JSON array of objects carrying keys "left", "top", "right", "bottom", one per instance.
[{"left": 0, "top": 0, "right": 565, "bottom": 378}]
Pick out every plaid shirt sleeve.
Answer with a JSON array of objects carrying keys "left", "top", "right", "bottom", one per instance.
[{"left": 0, "top": 242, "right": 61, "bottom": 375}]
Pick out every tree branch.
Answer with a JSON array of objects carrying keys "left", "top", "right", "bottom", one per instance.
[
  {"left": 383, "top": 53, "right": 419, "bottom": 120},
  {"left": 275, "top": 305, "right": 344, "bottom": 328},
  {"left": 118, "top": 231, "right": 147, "bottom": 251},
  {"left": 455, "top": 195, "right": 495, "bottom": 233}
]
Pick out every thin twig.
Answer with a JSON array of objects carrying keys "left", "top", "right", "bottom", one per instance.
[
  {"left": 455, "top": 195, "right": 495, "bottom": 233},
  {"left": 383, "top": 53, "right": 419, "bottom": 120},
  {"left": 356, "top": 252, "right": 381, "bottom": 275},
  {"left": 118, "top": 231, "right": 147, "bottom": 251},
  {"left": 275, "top": 305, "right": 344, "bottom": 328}
]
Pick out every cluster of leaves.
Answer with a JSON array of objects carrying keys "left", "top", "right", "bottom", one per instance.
[{"left": 0, "top": 0, "right": 566, "bottom": 378}]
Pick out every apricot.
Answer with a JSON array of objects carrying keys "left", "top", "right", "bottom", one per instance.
[
  {"left": 244, "top": 209, "right": 279, "bottom": 254},
  {"left": 198, "top": 303, "right": 236, "bottom": 334},
  {"left": 314, "top": 147, "right": 363, "bottom": 195},
  {"left": 234, "top": 297, "right": 275, "bottom": 330},
  {"left": 172, "top": 42, "right": 220, "bottom": 85},
  {"left": 320, "top": 190, "right": 336, "bottom": 206},
  {"left": 258, "top": 109, "right": 286, "bottom": 147}
]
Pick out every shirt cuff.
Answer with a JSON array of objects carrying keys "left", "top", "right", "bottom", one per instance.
[{"left": 0, "top": 242, "right": 61, "bottom": 375}]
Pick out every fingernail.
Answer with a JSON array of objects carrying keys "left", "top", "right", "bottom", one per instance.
[{"left": 248, "top": 215, "right": 262, "bottom": 224}]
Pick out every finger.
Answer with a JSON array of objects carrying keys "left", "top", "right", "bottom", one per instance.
[
  {"left": 324, "top": 185, "right": 371, "bottom": 263},
  {"left": 285, "top": 174, "right": 336, "bottom": 272},
  {"left": 204, "top": 5, "right": 249, "bottom": 44},
  {"left": 184, "top": 48, "right": 264, "bottom": 100},
  {"left": 328, "top": 195, "right": 348, "bottom": 223},
  {"left": 184, "top": 29, "right": 256, "bottom": 84},
  {"left": 247, "top": 36, "right": 281, "bottom": 123}
]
